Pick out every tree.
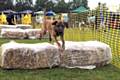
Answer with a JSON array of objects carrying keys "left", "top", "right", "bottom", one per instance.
[
  {"left": 70, "top": 0, "right": 82, "bottom": 9},
  {"left": 53, "top": 0, "right": 69, "bottom": 13},
  {"left": 34, "top": 0, "right": 89, "bottom": 13},
  {"left": 45, "top": 1, "right": 54, "bottom": 11},
  {"left": 68, "top": 0, "right": 89, "bottom": 10},
  {"left": 34, "top": 0, "right": 49, "bottom": 11},
  {"left": 15, "top": 0, "right": 33, "bottom": 11},
  {"left": 81, "top": 0, "right": 89, "bottom": 9},
  {"left": 0, "top": 0, "right": 13, "bottom": 10}
]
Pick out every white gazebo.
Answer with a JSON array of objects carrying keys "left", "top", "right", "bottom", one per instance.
[{"left": 35, "top": 11, "right": 44, "bottom": 24}]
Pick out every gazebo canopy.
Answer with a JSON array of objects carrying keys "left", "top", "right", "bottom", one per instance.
[
  {"left": 1, "top": 9, "right": 16, "bottom": 14},
  {"left": 19, "top": 10, "right": 33, "bottom": 14},
  {"left": 45, "top": 10, "right": 56, "bottom": 16},
  {"left": 35, "top": 11, "right": 44, "bottom": 14},
  {"left": 72, "top": 6, "right": 89, "bottom": 13}
]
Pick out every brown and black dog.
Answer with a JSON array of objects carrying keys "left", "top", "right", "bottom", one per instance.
[{"left": 40, "top": 19, "right": 68, "bottom": 50}]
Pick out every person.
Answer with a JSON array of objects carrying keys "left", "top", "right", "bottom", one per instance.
[
  {"left": 0, "top": 12, "right": 7, "bottom": 24},
  {"left": 6, "top": 12, "right": 15, "bottom": 25}
]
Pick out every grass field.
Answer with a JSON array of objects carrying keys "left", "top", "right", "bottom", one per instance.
[
  {"left": 0, "top": 27, "right": 120, "bottom": 80},
  {"left": 0, "top": 65, "right": 120, "bottom": 80}
]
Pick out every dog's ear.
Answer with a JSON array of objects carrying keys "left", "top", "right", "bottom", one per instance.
[{"left": 52, "top": 21, "right": 58, "bottom": 25}]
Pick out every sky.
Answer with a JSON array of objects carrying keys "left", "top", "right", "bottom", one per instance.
[{"left": 88, "top": 0, "right": 120, "bottom": 11}]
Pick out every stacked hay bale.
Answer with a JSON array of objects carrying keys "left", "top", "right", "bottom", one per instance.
[
  {"left": 1, "top": 41, "right": 60, "bottom": 69},
  {"left": 1, "top": 29, "right": 43, "bottom": 39},
  {"left": 16, "top": 24, "right": 32, "bottom": 29},
  {"left": 0, "top": 41, "right": 112, "bottom": 69},
  {"left": 25, "top": 29, "right": 42, "bottom": 39},
  {"left": 58, "top": 41, "right": 112, "bottom": 69},
  {"left": 0, "top": 25, "right": 17, "bottom": 29},
  {"left": 1, "top": 29, "right": 26, "bottom": 39}
]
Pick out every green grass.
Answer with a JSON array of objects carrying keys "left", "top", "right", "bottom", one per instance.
[
  {"left": 64, "top": 27, "right": 96, "bottom": 41},
  {"left": 0, "top": 65, "right": 120, "bottom": 80},
  {"left": 0, "top": 27, "right": 120, "bottom": 80},
  {"left": 0, "top": 38, "right": 49, "bottom": 46}
]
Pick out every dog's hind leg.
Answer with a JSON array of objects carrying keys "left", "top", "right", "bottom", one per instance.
[{"left": 49, "top": 32, "right": 52, "bottom": 42}]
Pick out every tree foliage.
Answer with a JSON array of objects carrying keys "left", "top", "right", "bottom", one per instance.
[
  {"left": 81, "top": 0, "right": 89, "bottom": 9},
  {"left": 15, "top": 0, "right": 33, "bottom": 11},
  {"left": 53, "top": 0, "right": 69, "bottom": 13},
  {"left": 0, "top": 0, "right": 89, "bottom": 13},
  {"left": 0, "top": 0, "right": 13, "bottom": 10},
  {"left": 34, "top": 0, "right": 89, "bottom": 13},
  {"left": 34, "top": 0, "right": 49, "bottom": 11}
]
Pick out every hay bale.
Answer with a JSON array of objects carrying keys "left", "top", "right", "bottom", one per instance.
[
  {"left": 1, "top": 41, "right": 60, "bottom": 69},
  {"left": 59, "top": 41, "right": 112, "bottom": 69},
  {"left": 1, "top": 29, "right": 43, "bottom": 39},
  {"left": 25, "top": 29, "right": 42, "bottom": 39},
  {"left": 16, "top": 24, "right": 32, "bottom": 29},
  {"left": 0, "top": 25, "right": 17, "bottom": 29},
  {"left": 1, "top": 29, "right": 27, "bottom": 39}
]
